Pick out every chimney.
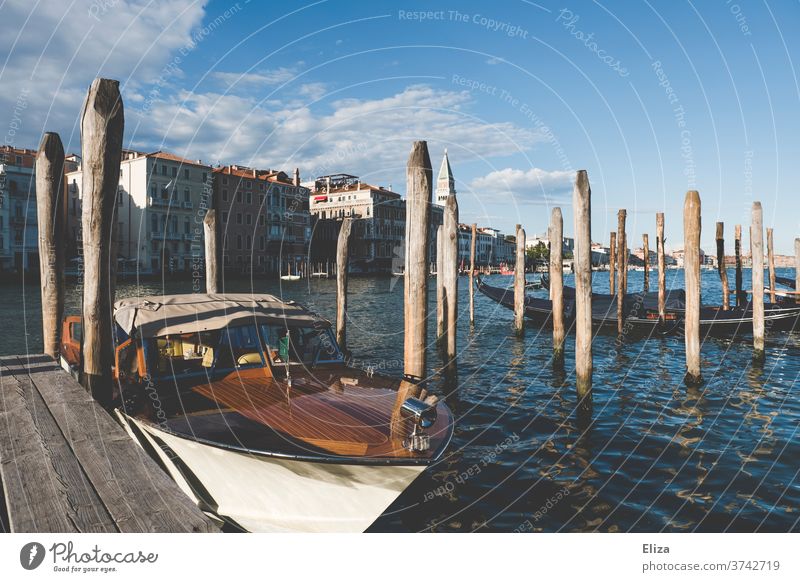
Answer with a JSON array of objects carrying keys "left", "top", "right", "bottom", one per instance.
[
  {"left": 252, "top": 169, "right": 257, "bottom": 177},
  {"left": 293, "top": 167, "right": 300, "bottom": 187},
  {"left": 326, "top": 176, "right": 331, "bottom": 195}
]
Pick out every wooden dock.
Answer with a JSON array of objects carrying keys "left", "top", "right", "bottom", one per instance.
[{"left": 0, "top": 354, "right": 218, "bottom": 533}]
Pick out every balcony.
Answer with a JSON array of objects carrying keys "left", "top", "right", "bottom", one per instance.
[
  {"left": 149, "top": 197, "right": 171, "bottom": 208},
  {"left": 182, "top": 201, "right": 193, "bottom": 209}
]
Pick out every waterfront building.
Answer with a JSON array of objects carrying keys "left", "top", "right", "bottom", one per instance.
[
  {"left": 212, "top": 165, "right": 310, "bottom": 275},
  {"left": 306, "top": 174, "right": 407, "bottom": 272},
  {"left": 66, "top": 150, "right": 213, "bottom": 274},
  {"left": 0, "top": 146, "right": 38, "bottom": 272}
]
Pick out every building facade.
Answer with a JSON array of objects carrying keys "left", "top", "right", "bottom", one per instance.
[
  {"left": 0, "top": 146, "right": 39, "bottom": 272},
  {"left": 306, "top": 174, "right": 407, "bottom": 272},
  {"left": 212, "top": 165, "right": 310, "bottom": 275},
  {"left": 66, "top": 150, "right": 213, "bottom": 274}
]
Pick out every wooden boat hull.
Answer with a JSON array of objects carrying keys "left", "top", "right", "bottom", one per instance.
[
  {"left": 117, "top": 411, "right": 427, "bottom": 533},
  {"left": 476, "top": 279, "right": 678, "bottom": 336}
]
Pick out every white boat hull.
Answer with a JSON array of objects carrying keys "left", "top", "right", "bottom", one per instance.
[{"left": 116, "top": 412, "right": 426, "bottom": 533}]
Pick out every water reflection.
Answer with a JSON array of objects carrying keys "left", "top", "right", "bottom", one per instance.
[{"left": 1, "top": 268, "right": 798, "bottom": 532}]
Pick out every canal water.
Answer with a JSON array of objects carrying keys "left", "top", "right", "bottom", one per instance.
[{"left": 1, "top": 267, "right": 798, "bottom": 532}]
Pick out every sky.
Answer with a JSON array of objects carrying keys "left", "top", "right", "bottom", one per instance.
[{"left": 2, "top": 0, "right": 799, "bottom": 253}]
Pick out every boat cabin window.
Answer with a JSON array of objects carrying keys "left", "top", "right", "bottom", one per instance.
[
  {"left": 260, "top": 324, "right": 343, "bottom": 366},
  {"left": 148, "top": 325, "right": 266, "bottom": 377},
  {"left": 151, "top": 331, "right": 219, "bottom": 377},
  {"left": 216, "top": 325, "right": 265, "bottom": 369}
]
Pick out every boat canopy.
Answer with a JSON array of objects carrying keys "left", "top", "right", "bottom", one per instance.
[{"left": 114, "top": 293, "right": 330, "bottom": 338}]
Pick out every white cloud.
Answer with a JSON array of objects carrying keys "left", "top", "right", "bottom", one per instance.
[
  {"left": 470, "top": 167, "right": 574, "bottom": 203},
  {"left": 210, "top": 68, "right": 298, "bottom": 89},
  {"left": 0, "top": 0, "right": 208, "bottom": 151},
  {"left": 133, "top": 84, "right": 543, "bottom": 186}
]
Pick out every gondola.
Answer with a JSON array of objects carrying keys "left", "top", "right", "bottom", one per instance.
[
  {"left": 539, "top": 274, "right": 800, "bottom": 335},
  {"left": 476, "top": 278, "right": 682, "bottom": 336}
]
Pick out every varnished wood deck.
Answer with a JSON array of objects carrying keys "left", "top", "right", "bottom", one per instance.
[
  {"left": 0, "top": 354, "right": 218, "bottom": 533},
  {"left": 190, "top": 366, "right": 452, "bottom": 459}
]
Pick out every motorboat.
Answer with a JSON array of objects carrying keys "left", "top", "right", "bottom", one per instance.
[{"left": 60, "top": 293, "right": 453, "bottom": 532}]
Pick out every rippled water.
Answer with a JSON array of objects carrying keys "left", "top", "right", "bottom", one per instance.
[{"left": 1, "top": 267, "right": 798, "bottom": 532}]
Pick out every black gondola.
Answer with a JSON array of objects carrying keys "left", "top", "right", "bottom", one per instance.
[{"left": 480, "top": 277, "right": 800, "bottom": 337}]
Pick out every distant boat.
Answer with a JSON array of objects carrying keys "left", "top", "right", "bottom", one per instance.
[
  {"left": 280, "top": 274, "right": 301, "bottom": 281},
  {"left": 311, "top": 272, "right": 330, "bottom": 279}
]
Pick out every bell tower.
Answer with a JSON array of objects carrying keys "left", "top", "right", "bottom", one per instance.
[{"left": 435, "top": 149, "right": 455, "bottom": 206}]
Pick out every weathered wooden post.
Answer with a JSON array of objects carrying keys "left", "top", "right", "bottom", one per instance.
[
  {"left": 436, "top": 225, "right": 444, "bottom": 341},
  {"left": 35, "top": 132, "right": 66, "bottom": 359},
  {"left": 550, "top": 208, "right": 564, "bottom": 362},
  {"left": 404, "top": 141, "right": 432, "bottom": 385},
  {"left": 767, "top": 227, "right": 776, "bottom": 304},
  {"left": 616, "top": 209, "right": 627, "bottom": 334},
  {"left": 643, "top": 233, "right": 650, "bottom": 293},
  {"left": 80, "top": 78, "right": 124, "bottom": 404},
  {"left": 716, "top": 222, "right": 730, "bottom": 310},
  {"left": 609, "top": 231, "right": 616, "bottom": 292},
  {"left": 656, "top": 212, "right": 666, "bottom": 323},
  {"left": 203, "top": 209, "right": 219, "bottom": 293},
  {"left": 514, "top": 224, "right": 526, "bottom": 334},
  {"left": 442, "top": 194, "right": 459, "bottom": 360},
  {"left": 795, "top": 238, "right": 800, "bottom": 305},
  {"left": 622, "top": 232, "right": 629, "bottom": 294},
  {"left": 735, "top": 224, "right": 744, "bottom": 307},
  {"left": 573, "top": 171, "right": 593, "bottom": 397},
  {"left": 683, "top": 191, "right": 702, "bottom": 385},
  {"left": 336, "top": 217, "right": 353, "bottom": 352},
  {"left": 469, "top": 223, "right": 477, "bottom": 325},
  {"left": 751, "top": 203, "right": 765, "bottom": 360}
]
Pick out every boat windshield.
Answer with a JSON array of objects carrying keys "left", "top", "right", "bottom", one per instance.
[
  {"left": 147, "top": 324, "right": 265, "bottom": 378},
  {"left": 259, "top": 324, "right": 344, "bottom": 367}
]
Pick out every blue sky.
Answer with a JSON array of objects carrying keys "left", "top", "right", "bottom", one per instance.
[{"left": 2, "top": 0, "right": 799, "bottom": 252}]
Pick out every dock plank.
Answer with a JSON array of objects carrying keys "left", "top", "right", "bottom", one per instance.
[
  {"left": 10, "top": 354, "right": 216, "bottom": 533},
  {"left": 17, "top": 368, "right": 118, "bottom": 532},
  {"left": 0, "top": 363, "right": 78, "bottom": 532}
]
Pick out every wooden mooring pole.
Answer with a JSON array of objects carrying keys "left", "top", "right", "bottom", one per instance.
[
  {"left": 643, "top": 233, "right": 650, "bottom": 293},
  {"left": 469, "top": 223, "right": 477, "bottom": 325},
  {"left": 442, "top": 194, "right": 459, "bottom": 361},
  {"left": 609, "top": 231, "right": 616, "bottom": 292},
  {"left": 751, "top": 202, "right": 765, "bottom": 360},
  {"left": 656, "top": 212, "right": 666, "bottom": 323},
  {"left": 616, "top": 209, "right": 627, "bottom": 334},
  {"left": 573, "top": 171, "right": 592, "bottom": 397},
  {"left": 550, "top": 208, "right": 564, "bottom": 362},
  {"left": 683, "top": 191, "right": 702, "bottom": 385},
  {"left": 735, "top": 224, "right": 744, "bottom": 307},
  {"left": 767, "top": 227, "right": 776, "bottom": 304},
  {"left": 203, "top": 209, "right": 219, "bottom": 293},
  {"left": 80, "top": 78, "right": 124, "bottom": 405},
  {"left": 514, "top": 224, "right": 526, "bottom": 335},
  {"left": 35, "top": 132, "right": 66, "bottom": 359},
  {"left": 716, "top": 222, "right": 730, "bottom": 310},
  {"left": 795, "top": 238, "right": 800, "bottom": 305},
  {"left": 336, "top": 217, "right": 353, "bottom": 353},
  {"left": 403, "top": 141, "right": 432, "bottom": 385},
  {"left": 436, "top": 225, "right": 444, "bottom": 341}
]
